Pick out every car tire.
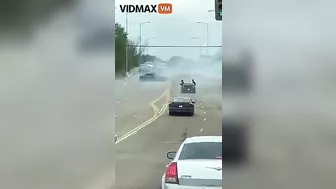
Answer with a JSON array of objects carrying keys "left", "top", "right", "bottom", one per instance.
[
  {"left": 189, "top": 110, "right": 194, "bottom": 116},
  {"left": 169, "top": 111, "right": 173, "bottom": 116}
]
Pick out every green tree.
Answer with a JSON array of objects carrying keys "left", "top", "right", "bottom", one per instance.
[
  {"left": 115, "top": 23, "right": 162, "bottom": 77},
  {"left": 115, "top": 23, "right": 143, "bottom": 77}
]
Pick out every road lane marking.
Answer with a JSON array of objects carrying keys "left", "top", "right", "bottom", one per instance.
[
  {"left": 204, "top": 118, "right": 207, "bottom": 122},
  {"left": 204, "top": 111, "right": 206, "bottom": 114},
  {"left": 150, "top": 101, "right": 160, "bottom": 116},
  {"left": 116, "top": 88, "right": 170, "bottom": 144},
  {"left": 200, "top": 128, "right": 203, "bottom": 132},
  {"left": 152, "top": 88, "right": 169, "bottom": 103},
  {"left": 116, "top": 102, "right": 167, "bottom": 143},
  {"left": 158, "top": 104, "right": 168, "bottom": 113},
  {"left": 115, "top": 87, "right": 169, "bottom": 143}
]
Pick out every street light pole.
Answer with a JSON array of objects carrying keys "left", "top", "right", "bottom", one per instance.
[
  {"left": 197, "top": 21, "right": 209, "bottom": 56},
  {"left": 125, "top": 12, "right": 129, "bottom": 75},
  {"left": 139, "top": 24, "right": 142, "bottom": 53},
  {"left": 146, "top": 37, "right": 155, "bottom": 55},
  {"left": 206, "top": 24, "right": 209, "bottom": 56},
  {"left": 192, "top": 37, "right": 202, "bottom": 56},
  {"left": 139, "top": 21, "right": 150, "bottom": 58}
]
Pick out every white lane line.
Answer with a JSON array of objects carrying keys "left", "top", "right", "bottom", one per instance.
[
  {"left": 116, "top": 88, "right": 169, "bottom": 144},
  {"left": 158, "top": 104, "right": 168, "bottom": 114},
  {"left": 115, "top": 115, "right": 118, "bottom": 118},
  {"left": 204, "top": 118, "right": 207, "bottom": 122},
  {"left": 117, "top": 101, "right": 121, "bottom": 104},
  {"left": 204, "top": 111, "right": 206, "bottom": 114},
  {"left": 88, "top": 95, "right": 167, "bottom": 189},
  {"left": 116, "top": 104, "right": 167, "bottom": 143},
  {"left": 200, "top": 128, "right": 203, "bottom": 132}
]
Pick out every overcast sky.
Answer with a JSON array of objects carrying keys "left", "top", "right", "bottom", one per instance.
[
  {"left": 115, "top": 0, "right": 222, "bottom": 60},
  {"left": 223, "top": 0, "right": 336, "bottom": 46}
]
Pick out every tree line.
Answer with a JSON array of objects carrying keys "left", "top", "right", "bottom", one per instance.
[
  {"left": 115, "top": 22, "right": 218, "bottom": 77},
  {"left": 115, "top": 23, "right": 158, "bottom": 77}
]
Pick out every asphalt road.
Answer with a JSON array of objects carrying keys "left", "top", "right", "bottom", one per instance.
[
  {"left": 115, "top": 73, "right": 170, "bottom": 137},
  {"left": 115, "top": 73, "right": 222, "bottom": 189},
  {"left": 114, "top": 67, "right": 336, "bottom": 189}
]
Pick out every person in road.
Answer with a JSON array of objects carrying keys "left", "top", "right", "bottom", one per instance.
[{"left": 192, "top": 79, "right": 196, "bottom": 85}]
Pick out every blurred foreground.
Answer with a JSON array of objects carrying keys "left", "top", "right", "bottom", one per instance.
[
  {"left": 222, "top": 1, "right": 336, "bottom": 188},
  {"left": 0, "top": 0, "right": 115, "bottom": 189}
]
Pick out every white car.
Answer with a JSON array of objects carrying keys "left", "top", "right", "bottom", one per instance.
[{"left": 161, "top": 136, "right": 222, "bottom": 189}]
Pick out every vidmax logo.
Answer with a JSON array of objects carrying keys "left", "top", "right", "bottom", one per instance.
[{"left": 119, "top": 3, "right": 173, "bottom": 14}]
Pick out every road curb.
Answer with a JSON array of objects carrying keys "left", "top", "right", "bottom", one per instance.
[{"left": 125, "top": 67, "right": 139, "bottom": 80}]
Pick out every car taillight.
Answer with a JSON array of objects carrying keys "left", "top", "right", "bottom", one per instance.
[{"left": 165, "top": 162, "right": 179, "bottom": 184}]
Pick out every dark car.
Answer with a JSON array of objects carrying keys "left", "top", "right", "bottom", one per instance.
[
  {"left": 180, "top": 79, "right": 196, "bottom": 93},
  {"left": 168, "top": 97, "right": 195, "bottom": 116},
  {"left": 222, "top": 118, "right": 249, "bottom": 164},
  {"left": 139, "top": 73, "right": 167, "bottom": 81}
]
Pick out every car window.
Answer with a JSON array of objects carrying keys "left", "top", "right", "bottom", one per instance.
[
  {"left": 173, "top": 98, "right": 190, "bottom": 103},
  {"left": 178, "top": 142, "right": 222, "bottom": 160},
  {"left": 183, "top": 83, "right": 194, "bottom": 86}
]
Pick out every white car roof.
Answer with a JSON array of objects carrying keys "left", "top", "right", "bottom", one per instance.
[{"left": 184, "top": 136, "right": 222, "bottom": 144}]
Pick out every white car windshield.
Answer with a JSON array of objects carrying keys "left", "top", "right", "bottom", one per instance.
[{"left": 173, "top": 97, "right": 190, "bottom": 103}]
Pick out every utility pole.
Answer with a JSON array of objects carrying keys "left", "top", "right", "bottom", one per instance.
[{"left": 125, "top": 12, "right": 128, "bottom": 75}]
